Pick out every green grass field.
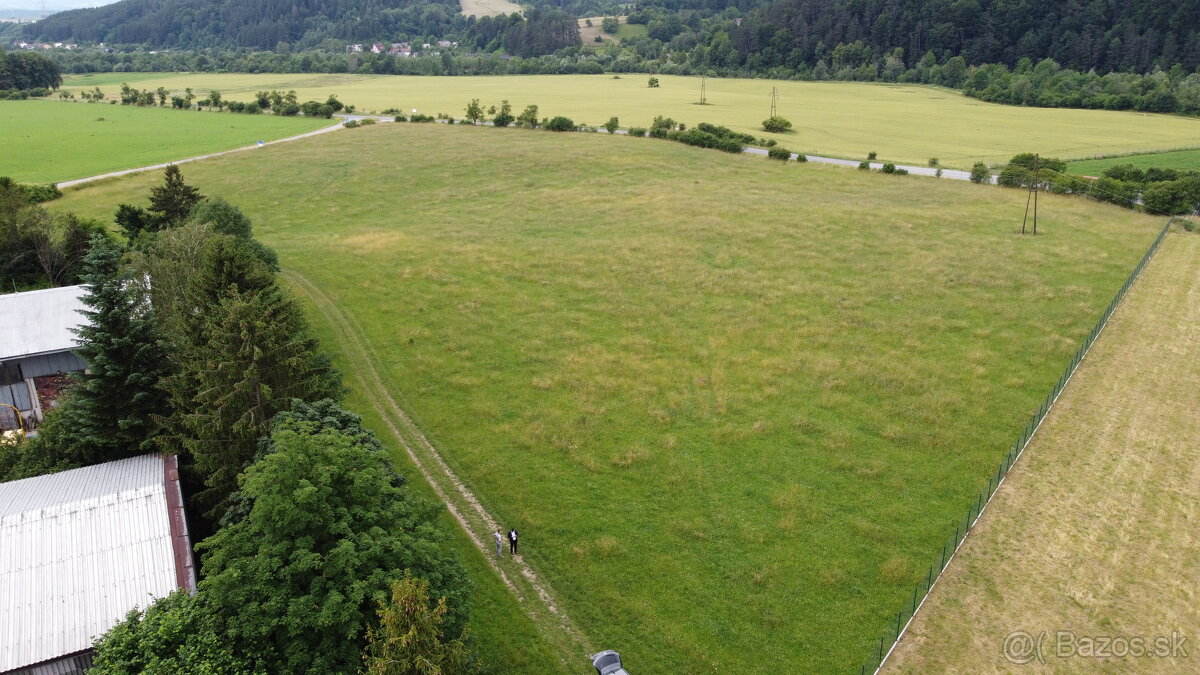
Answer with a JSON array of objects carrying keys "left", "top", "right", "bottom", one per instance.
[
  {"left": 61, "top": 72, "right": 1200, "bottom": 168},
  {"left": 1068, "top": 147, "right": 1200, "bottom": 175},
  {"left": 51, "top": 123, "right": 1166, "bottom": 672},
  {"left": 0, "top": 99, "right": 332, "bottom": 183}
]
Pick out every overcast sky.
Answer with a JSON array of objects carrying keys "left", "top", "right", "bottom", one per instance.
[{"left": 1, "top": 0, "right": 120, "bottom": 12}]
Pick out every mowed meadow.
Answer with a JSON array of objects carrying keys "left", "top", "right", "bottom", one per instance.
[
  {"left": 61, "top": 71, "right": 1200, "bottom": 167},
  {"left": 0, "top": 100, "right": 332, "bottom": 183},
  {"left": 53, "top": 123, "right": 1165, "bottom": 672}
]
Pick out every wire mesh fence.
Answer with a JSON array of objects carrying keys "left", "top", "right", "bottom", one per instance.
[{"left": 858, "top": 217, "right": 1176, "bottom": 674}]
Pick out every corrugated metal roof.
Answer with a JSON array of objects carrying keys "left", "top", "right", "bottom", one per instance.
[
  {"left": 0, "top": 454, "right": 179, "bottom": 672},
  {"left": 0, "top": 286, "right": 87, "bottom": 362}
]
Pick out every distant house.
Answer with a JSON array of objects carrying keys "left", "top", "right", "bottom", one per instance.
[
  {"left": 0, "top": 454, "right": 196, "bottom": 674},
  {"left": 0, "top": 285, "right": 88, "bottom": 433},
  {"left": 347, "top": 43, "right": 364, "bottom": 52},
  {"left": 370, "top": 42, "right": 386, "bottom": 54},
  {"left": 436, "top": 39, "right": 453, "bottom": 47}
]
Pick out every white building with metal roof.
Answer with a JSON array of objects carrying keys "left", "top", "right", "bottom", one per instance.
[
  {"left": 0, "top": 454, "right": 195, "bottom": 674},
  {"left": 0, "top": 285, "right": 89, "bottom": 432}
]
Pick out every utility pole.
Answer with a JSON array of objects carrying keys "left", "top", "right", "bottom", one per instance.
[
  {"left": 770, "top": 86, "right": 778, "bottom": 118},
  {"left": 1021, "top": 154, "right": 1040, "bottom": 235},
  {"left": 699, "top": 74, "right": 707, "bottom": 105}
]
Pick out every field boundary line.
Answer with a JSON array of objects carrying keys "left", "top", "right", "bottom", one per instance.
[
  {"left": 55, "top": 121, "right": 345, "bottom": 189},
  {"left": 865, "top": 217, "right": 1176, "bottom": 674},
  {"left": 280, "top": 269, "right": 592, "bottom": 669}
]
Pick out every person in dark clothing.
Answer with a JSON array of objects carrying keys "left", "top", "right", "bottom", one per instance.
[{"left": 509, "top": 527, "right": 519, "bottom": 555}]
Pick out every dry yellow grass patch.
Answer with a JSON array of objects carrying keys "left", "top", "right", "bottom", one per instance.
[
  {"left": 884, "top": 232, "right": 1200, "bottom": 674},
  {"left": 459, "top": 0, "right": 521, "bottom": 16}
]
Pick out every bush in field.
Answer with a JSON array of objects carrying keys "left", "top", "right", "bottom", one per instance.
[
  {"left": 666, "top": 127, "right": 744, "bottom": 153},
  {"left": 516, "top": 105, "right": 539, "bottom": 128},
  {"left": 997, "top": 164, "right": 1031, "bottom": 187},
  {"left": 20, "top": 182, "right": 62, "bottom": 203},
  {"left": 696, "top": 123, "right": 754, "bottom": 144},
  {"left": 464, "top": 98, "right": 484, "bottom": 124},
  {"left": 1142, "top": 176, "right": 1200, "bottom": 215},
  {"left": 868, "top": 151, "right": 877, "bottom": 160},
  {"left": 544, "top": 116, "right": 576, "bottom": 132},
  {"left": 768, "top": 146, "right": 791, "bottom": 161},
  {"left": 881, "top": 163, "right": 897, "bottom": 174},
  {"left": 859, "top": 161, "right": 870, "bottom": 170},
  {"left": 970, "top": 162, "right": 990, "bottom": 183},
  {"left": 1008, "top": 153, "right": 1067, "bottom": 174},
  {"left": 795, "top": 153, "right": 808, "bottom": 163},
  {"left": 602, "top": 17, "right": 618, "bottom": 34},
  {"left": 762, "top": 116, "right": 792, "bottom": 133},
  {"left": 493, "top": 100, "right": 515, "bottom": 127},
  {"left": 628, "top": 127, "right": 646, "bottom": 137},
  {"left": 604, "top": 116, "right": 619, "bottom": 134}
]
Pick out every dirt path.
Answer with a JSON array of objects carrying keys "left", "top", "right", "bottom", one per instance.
[
  {"left": 281, "top": 270, "right": 592, "bottom": 668},
  {"left": 883, "top": 230, "right": 1200, "bottom": 673}
]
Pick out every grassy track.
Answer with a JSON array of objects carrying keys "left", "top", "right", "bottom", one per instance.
[
  {"left": 1068, "top": 148, "right": 1200, "bottom": 175},
  {"left": 282, "top": 269, "right": 590, "bottom": 669},
  {"left": 288, "top": 281, "right": 571, "bottom": 673},
  {"left": 884, "top": 231, "right": 1200, "bottom": 674},
  {"left": 59, "top": 72, "right": 1200, "bottom": 167},
  {"left": 0, "top": 100, "right": 331, "bottom": 183},
  {"left": 51, "top": 123, "right": 1165, "bottom": 672}
]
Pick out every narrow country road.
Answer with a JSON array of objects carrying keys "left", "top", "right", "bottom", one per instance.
[{"left": 55, "top": 120, "right": 347, "bottom": 189}]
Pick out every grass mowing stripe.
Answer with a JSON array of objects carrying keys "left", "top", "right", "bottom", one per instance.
[
  {"left": 281, "top": 269, "right": 592, "bottom": 669},
  {"left": 882, "top": 231, "right": 1200, "bottom": 673}
]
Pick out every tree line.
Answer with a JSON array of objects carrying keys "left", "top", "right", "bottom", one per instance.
[
  {"left": 0, "top": 49, "right": 63, "bottom": 91},
  {"left": 0, "top": 167, "right": 478, "bottom": 672}
]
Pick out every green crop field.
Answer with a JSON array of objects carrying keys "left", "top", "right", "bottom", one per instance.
[
  {"left": 0, "top": 99, "right": 332, "bottom": 184},
  {"left": 1068, "top": 147, "right": 1200, "bottom": 175},
  {"left": 61, "top": 72, "right": 1200, "bottom": 168},
  {"left": 51, "top": 123, "right": 1166, "bottom": 672}
]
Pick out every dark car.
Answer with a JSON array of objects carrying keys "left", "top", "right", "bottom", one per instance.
[{"left": 591, "top": 650, "right": 630, "bottom": 675}]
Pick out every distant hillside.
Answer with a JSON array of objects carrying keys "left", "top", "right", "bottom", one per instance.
[
  {"left": 27, "top": 0, "right": 464, "bottom": 49},
  {"left": 725, "top": 0, "right": 1199, "bottom": 74}
]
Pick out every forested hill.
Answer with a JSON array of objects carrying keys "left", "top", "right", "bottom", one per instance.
[
  {"left": 725, "top": 0, "right": 1199, "bottom": 73},
  {"left": 27, "top": 0, "right": 465, "bottom": 50}
]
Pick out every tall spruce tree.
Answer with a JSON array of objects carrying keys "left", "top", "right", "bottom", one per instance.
[
  {"left": 173, "top": 284, "right": 342, "bottom": 518},
  {"left": 51, "top": 234, "right": 171, "bottom": 465},
  {"left": 148, "top": 164, "right": 204, "bottom": 229}
]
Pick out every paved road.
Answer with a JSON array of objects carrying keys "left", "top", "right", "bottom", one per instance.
[
  {"left": 55, "top": 120, "right": 346, "bottom": 189},
  {"left": 742, "top": 147, "right": 978, "bottom": 181}
]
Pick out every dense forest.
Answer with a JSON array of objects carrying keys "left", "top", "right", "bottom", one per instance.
[
  {"left": 721, "top": 0, "right": 1200, "bottom": 75},
  {"left": 29, "top": 0, "right": 467, "bottom": 50}
]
